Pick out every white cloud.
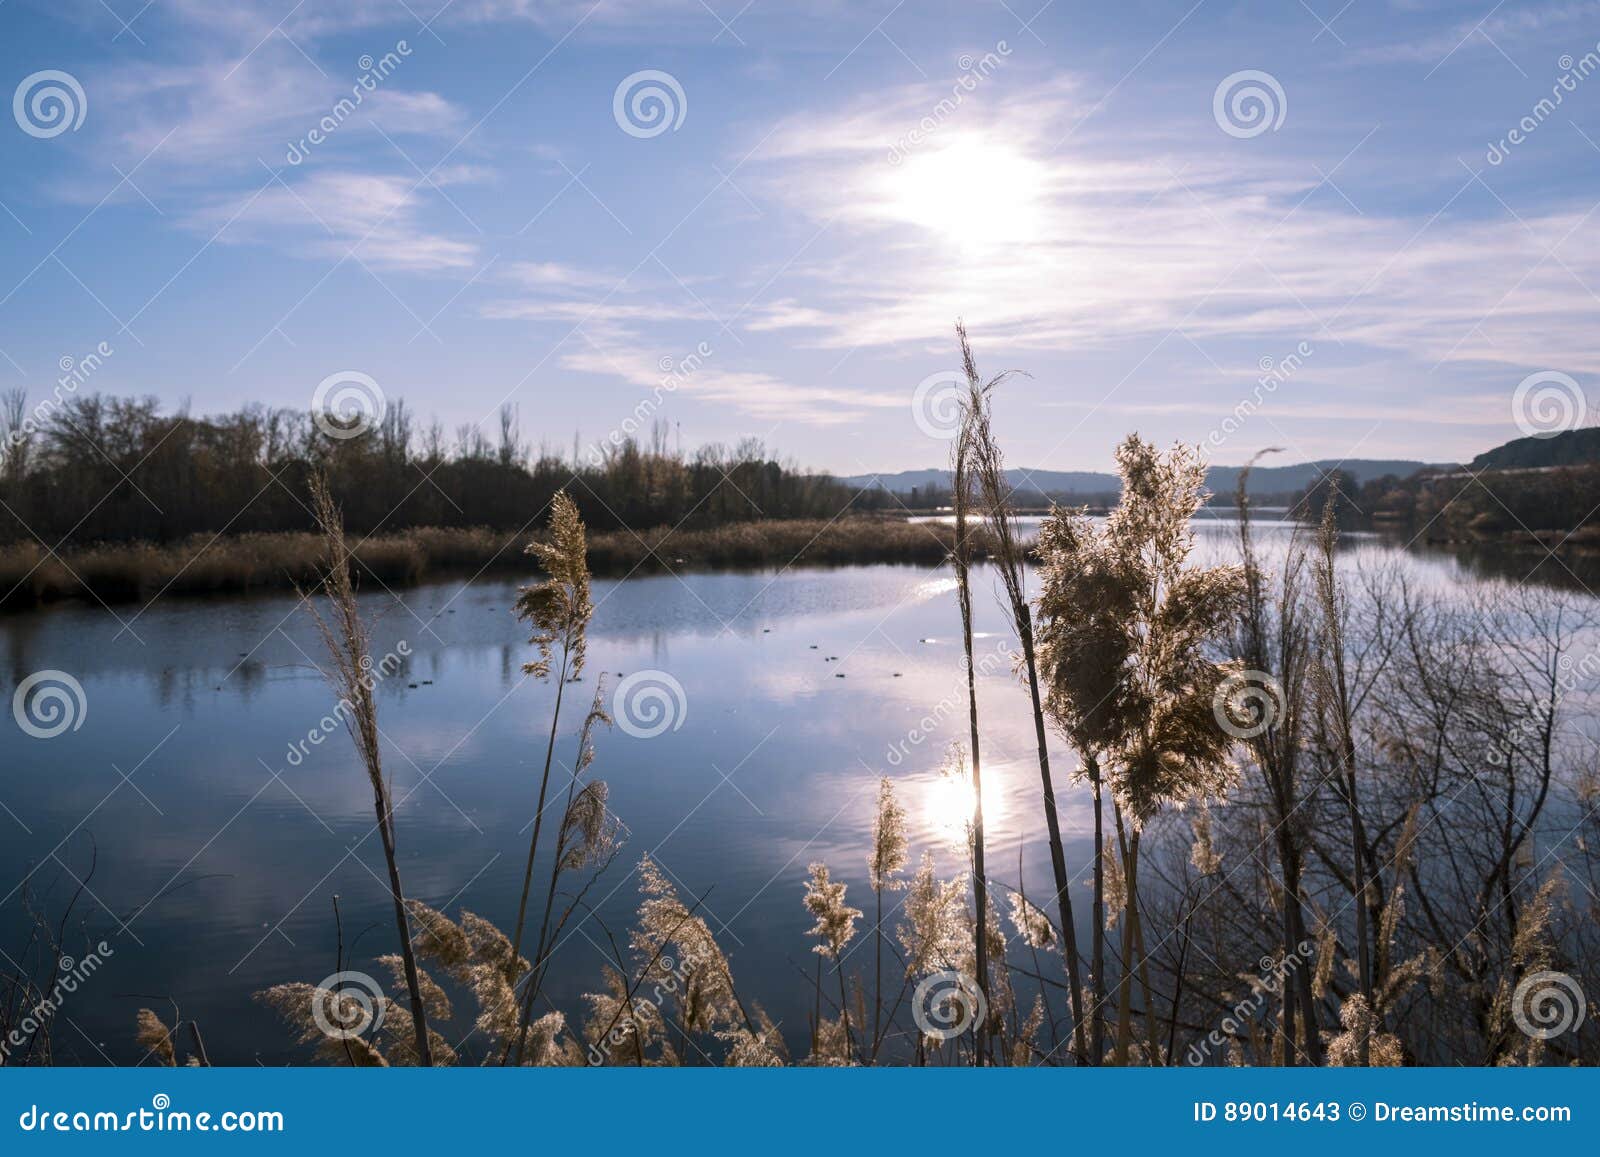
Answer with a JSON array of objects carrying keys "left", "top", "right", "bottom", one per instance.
[
  {"left": 560, "top": 332, "right": 905, "bottom": 425},
  {"left": 504, "top": 261, "right": 629, "bottom": 289},
  {"left": 479, "top": 256, "right": 907, "bottom": 424},
  {"left": 481, "top": 299, "right": 705, "bottom": 323},
  {"left": 189, "top": 170, "right": 479, "bottom": 271},
  {"left": 104, "top": 44, "right": 465, "bottom": 175},
  {"left": 1045, "top": 393, "right": 1512, "bottom": 429},
  {"left": 743, "top": 79, "right": 1600, "bottom": 377},
  {"left": 1364, "top": 1, "right": 1600, "bottom": 65}
]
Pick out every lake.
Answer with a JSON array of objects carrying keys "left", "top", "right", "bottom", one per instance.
[{"left": 0, "top": 515, "right": 1592, "bottom": 1064}]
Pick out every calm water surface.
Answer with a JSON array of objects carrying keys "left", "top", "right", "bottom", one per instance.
[{"left": 0, "top": 518, "right": 1591, "bottom": 1063}]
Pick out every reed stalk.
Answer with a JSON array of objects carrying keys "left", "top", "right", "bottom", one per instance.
[
  {"left": 956, "top": 322, "right": 1089, "bottom": 1064},
  {"left": 504, "top": 491, "right": 593, "bottom": 1063},
  {"left": 306, "top": 474, "right": 432, "bottom": 1065},
  {"left": 950, "top": 407, "right": 992, "bottom": 1064}
]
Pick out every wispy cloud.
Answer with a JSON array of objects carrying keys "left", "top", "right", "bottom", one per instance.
[
  {"left": 188, "top": 170, "right": 479, "bottom": 271},
  {"left": 745, "top": 78, "right": 1600, "bottom": 376},
  {"left": 472, "top": 257, "right": 901, "bottom": 424},
  {"left": 106, "top": 48, "right": 464, "bottom": 175},
  {"left": 1363, "top": 0, "right": 1600, "bottom": 65},
  {"left": 559, "top": 330, "right": 905, "bottom": 425}
]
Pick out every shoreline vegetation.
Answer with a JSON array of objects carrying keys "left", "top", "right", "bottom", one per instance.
[
  {"left": 5, "top": 387, "right": 1600, "bottom": 613},
  {"left": 0, "top": 516, "right": 998, "bottom": 610},
  {"left": 5, "top": 506, "right": 1600, "bottom": 612}
]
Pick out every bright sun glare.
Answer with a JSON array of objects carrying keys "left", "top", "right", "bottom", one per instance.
[
  {"left": 927, "top": 758, "right": 1009, "bottom": 846},
  {"left": 881, "top": 139, "right": 1047, "bottom": 247}
]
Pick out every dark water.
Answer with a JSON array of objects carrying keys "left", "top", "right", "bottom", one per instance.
[{"left": 0, "top": 518, "right": 1586, "bottom": 1064}]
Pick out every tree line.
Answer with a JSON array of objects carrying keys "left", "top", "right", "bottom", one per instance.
[
  {"left": 1294, "top": 461, "right": 1600, "bottom": 542},
  {"left": 0, "top": 391, "right": 894, "bottom": 548}
]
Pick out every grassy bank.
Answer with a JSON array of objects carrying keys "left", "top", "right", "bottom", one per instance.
[{"left": 0, "top": 517, "right": 981, "bottom": 611}]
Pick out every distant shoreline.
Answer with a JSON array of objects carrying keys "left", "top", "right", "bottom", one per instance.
[
  {"left": 0, "top": 516, "right": 989, "bottom": 613},
  {"left": 5, "top": 507, "right": 1597, "bottom": 615}
]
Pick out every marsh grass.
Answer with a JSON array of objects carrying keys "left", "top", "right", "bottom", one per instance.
[
  {"left": 949, "top": 389, "right": 993, "bottom": 1063},
  {"left": 956, "top": 321, "right": 1089, "bottom": 1064},
  {"left": 507, "top": 491, "right": 593, "bottom": 1065},
  {"left": 1036, "top": 436, "right": 1243, "bottom": 1063},
  {"left": 0, "top": 518, "right": 994, "bottom": 611},
  {"left": 303, "top": 473, "right": 433, "bottom": 1066}
]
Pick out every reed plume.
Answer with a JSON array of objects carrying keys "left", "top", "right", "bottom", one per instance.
[
  {"left": 949, "top": 396, "right": 993, "bottom": 1063},
  {"left": 515, "top": 681, "right": 619, "bottom": 1061},
  {"left": 1008, "top": 892, "right": 1056, "bottom": 950},
  {"left": 134, "top": 1008, "right": 177, "bottom": 1067},
  {"left": 305, "top": 473, "right": 432, "bottom": 1065},
  {"left": 1035, "top": 436, "right": 1243, "bottom": 1063},
  {"left": 254, "top": 982, "right": 391, "bottom": 1066},
  {"left": 803, "top": 861, "right": 862, "bottom": 1062},
  {"left": 898, "top": 852, "right": 968, "bottom": 981},
  {"left": 956, "top": 320, "right": 1089, "bottom": 1064},
  {"left": 867, "top": 776, "right": 908, "bottom": 1060},
  {"left": 631, "top": 856, "right": 750, "bottom": 1043},
  {"left": 505, "top": 491, "right": 593, "bottom": 1057}
]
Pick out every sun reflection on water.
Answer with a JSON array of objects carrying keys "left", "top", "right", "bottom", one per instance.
[{"left": 924, "top": 754, "right": 1011, "bottom": 848}]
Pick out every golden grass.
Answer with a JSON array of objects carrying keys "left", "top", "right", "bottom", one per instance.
[{"left": 0, "top": 517, "right": 990, "bottom": 610}]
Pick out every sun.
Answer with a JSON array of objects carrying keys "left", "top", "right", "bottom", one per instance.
[
  {"left": 926, "top": 757, "right": 1009, "bottom": 846},
  {"left": 879, "top": 137, "right": 1048, "bottom": 248}
]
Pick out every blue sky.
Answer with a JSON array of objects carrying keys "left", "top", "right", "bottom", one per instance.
[{"left": 2, "top": 0, "right": 1598, "bottom": 474}]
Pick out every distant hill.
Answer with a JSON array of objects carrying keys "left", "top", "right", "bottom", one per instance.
[
  {"left": 1469, "top": 427, "right": 1600, "bottom": 471},
  {"left": 843, "top": 468, "right": 1119, "bottom": 498},
  {"left": 1207, "top": 459, "right": 1439, "bottom": 497},
  {"left": 844, "top": 458, "right": 1439, "bottom": 502}
]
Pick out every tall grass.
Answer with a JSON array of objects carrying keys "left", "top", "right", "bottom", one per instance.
[
  {"left": 1231, "top": 452, "right": 1323, "bottom": 1063},
  {"left": 950, "top": 380, "right": 992, "bottom": 1063},
  {"left": 867, "top": 777, "right": 907, "bottom": 1061},
  {"left": 0, "top": 518, "right": 996, "bottom": 611},
  {"left": 506, "top": 492, "right": 593, "bottom": 1065},
  {"left": 956, "top": 321, "right": 1089, "bottom": 1064},
  {"left": 304, "top": 474, "right": 433, "bottom": 1066}
]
